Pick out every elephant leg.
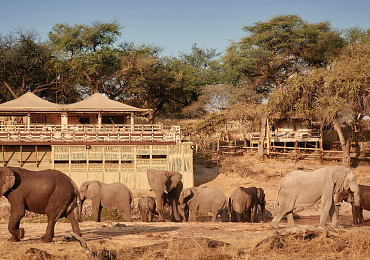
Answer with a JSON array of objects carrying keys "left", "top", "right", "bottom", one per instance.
[
  {"left": 329, "top": 202, "right": 338, "bottom": 227},
  {"left": 319, "top": 200, "right": 333, "bottom": 227},
  {"left": 188, "top": 206, "right": 197, "bottom": 222},
  {"left": 236, "top": 212, "right": 242, "bottom": 222},
  {"left": 66, "top": 211, "right": 82, "bottom": 237},
  {"left": 358, "top": 208, "right": 364, "bottom": 224},
  {"left": 156, "top": 195, "right": 166, "bottom": 222},
  {"left": 220, "top": 209, "right": 227, "bottom": 222},
  {"left": 148, "top": 212, "right": 153, "bottom": 222},
  {"left": 92, "top": 203, "right": 102, "bottom": 222},
  {"left": 211, "top": 209, "right": 218, "bottom": 222},
  {"left": 286, "top": 211, "right": 295, "bottom": 227},
  {"left": 42, "top": 206, "right": 65, "bottom": 242},
  {"left": 244, "top": 208, "right": 252, "bottom": 222},
  {"left": 250, "top": 205, "right": 257, "bottom": 223},
  {"left": 8, "top": 207, "right": 26, "bottom": 242},
  {"left": 230, "top": 210, "right": 236, "bottom": 222},
  {"left": 170, "top": 198, "right": 181, "bottom": 222},
  {"left": 270, "top": 198, "right": 295, "bottom": 229}
]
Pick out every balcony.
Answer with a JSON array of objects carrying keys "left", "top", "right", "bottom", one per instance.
[{"left": 0, "top": 124, "right": 181, "bottom": 144}]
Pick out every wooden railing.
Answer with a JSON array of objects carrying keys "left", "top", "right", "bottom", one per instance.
[{"left": 0, "top": 124, "right": 181, "bottom": 143}]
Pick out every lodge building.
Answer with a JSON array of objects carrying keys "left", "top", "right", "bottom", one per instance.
[{"left": 0, "top": 92, "right": 193, "bottom": 189}]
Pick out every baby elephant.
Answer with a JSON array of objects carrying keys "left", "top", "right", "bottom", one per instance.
[
  {"left": 79, "top": 181, "right": 133, "bottom": 222},
  {"left": 138, "top": 196, "right": 158, "bottom": 222},
  {"left": 229, "top": 186, "right": 266, "bottom": 223},
  {"left": 338, "top": 184, "right": 370, "bottom": 225},
  {"left": 178, "top": 187, "right": 228, "bottom": 222}
]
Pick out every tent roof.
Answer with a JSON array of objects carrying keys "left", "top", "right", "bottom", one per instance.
[
  {"left": 64, "top": 93, "right": 148, "bottom": 113},
  {"left": 0, "top": 92, "right": 148, "bottom": 114},
  {"left": 0, "top": 92, "right": 63, "bottom": 112}
]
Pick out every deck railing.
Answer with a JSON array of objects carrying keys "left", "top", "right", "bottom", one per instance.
[{"left": 0, "top": 124, "right": 181, "bottom": 143}]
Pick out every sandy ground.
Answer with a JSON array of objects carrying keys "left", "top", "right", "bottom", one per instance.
[{"left": 0, "top": 157, "right": 369, "bottom": 259}]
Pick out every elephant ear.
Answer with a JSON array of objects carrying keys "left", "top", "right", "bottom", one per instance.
[
  {"left": 166, "top": 171, "right": 182, "bottom": 191},
  {"left": 86, "top": 181, "right": 101, "bottom": 199},
  {"left": 1, "top": 168, "right": 15, "bottom": 196},
  {"left": 332, "top": 167, "right": 346, "bottom": 194},
  {"left": 179, "top": 188, "right": 192, "bottom": 203}
]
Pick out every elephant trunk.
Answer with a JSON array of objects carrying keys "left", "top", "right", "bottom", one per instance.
[
  {"left": 349, "top": 182, "right": 360, "bottom": 207},
  {"left": 78, "top": 199, "right": 85, "bottom": 222}
]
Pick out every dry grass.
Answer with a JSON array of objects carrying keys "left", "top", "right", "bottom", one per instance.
[{"left": 0, "top": 156, "right": 369, "bottom": 259}]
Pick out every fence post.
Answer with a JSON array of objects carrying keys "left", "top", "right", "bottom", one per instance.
[{"left": 295, "top": 140, "right": 298, "bottom": 163}]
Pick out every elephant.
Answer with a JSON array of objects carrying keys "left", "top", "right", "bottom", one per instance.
[
  {"left": 138, "top": 196, "right": 158, "bottom": 222},
  {"left": 270, "top": 165, "right": 360, "bottom": 229},
  {"left": 338, "top": 184, "right": 370, "bottom": 225},
  {"left": 146, "top": 169, "right": 183, "bottom": 222},
  {"left": 229, "top": 186, "right": 266, "bottom": 223},
  {"left": 79, "top": 181, "right": 133, "bottom": 222},
  {"left": 178, "top": 187, "right": 228, "bottom": 222},
  {"left": 0, "top": 167, "right": 81, "bottom": 242}
]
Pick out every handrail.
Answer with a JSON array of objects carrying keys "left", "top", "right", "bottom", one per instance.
[{"left": 0, "top": 124, "right": 181, "bottom": 143}]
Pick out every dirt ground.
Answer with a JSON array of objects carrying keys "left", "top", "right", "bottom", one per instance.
[{"left": 0, "top": 157, "right": 369, "bottom": 259}]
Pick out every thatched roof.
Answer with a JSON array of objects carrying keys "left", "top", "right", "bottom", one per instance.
[
  {"left": 64, "top": 93, "right": 148, "bottom": 113},
  {"left": 0, "top": 92, "right": 148, "bottom": 114},
  {"left": 0, "top": 92, "right": 62, "bottom": 112}
]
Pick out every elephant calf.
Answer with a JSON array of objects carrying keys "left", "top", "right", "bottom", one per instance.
[
  {"left": 179, "top": 187, "right": 228, "bottom": 222},
  {"left": 79, "top": 181, "right": 133, "bottom": 222},
  {"left": 138, "top": 196, "right": 158, "bottom": 222},
  {"left": 229, "top": 186, "right": 266, "bottom": 223},
  {"left": 338, "top": 184, "right": 370, "bottom": 225}
]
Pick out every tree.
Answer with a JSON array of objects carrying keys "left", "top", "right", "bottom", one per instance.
[
  {"left": 223, "top": 15, "right": 346, "bottom": 159},
  {"left": 0, "top": 31, "right": 61, "bottom": 102},
  {"left": 268, "top": 36, "right": 370, "bottom": 167},
  {"left": 49, "top": 21, "right": 133, "bottom": 95}
]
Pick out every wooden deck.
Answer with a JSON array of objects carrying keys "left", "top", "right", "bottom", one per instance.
[{"left": 0, "top": 124, "right": 181, "bottom": 144}]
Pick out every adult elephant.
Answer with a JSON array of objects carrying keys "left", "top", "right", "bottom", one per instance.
[
  {"left": 146, "top": 169, "right": 183, "bottom": 222},
  {"left": 0, "top": 167, "right": 81, "bottom": 242},
  {"left": 79, "top": 181, "right": 132, "bottom": 222},
  {"left": 270, "top": 165, "right": 360, "bottom": 229},
  {"left": 338, "top": 184, "right": 370, "bottom": 225},
  {"left": 178, "top": 187, "right": 228, "bottom": 222},
  {"left": 229, "top": 186, "right": 266, "bottom": 223},
  {"left": 138, "top": 196, "right": 158, "bottom": 222}
]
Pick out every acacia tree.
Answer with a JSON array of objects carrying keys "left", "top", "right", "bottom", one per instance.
[
  {"left": 0, "top": 31, "right": 61, "bottom": 102},
  {"left": 49, "top": 21, "right": 134, "bottom": 95},
  {"left": 223, "top": 15, "right": 346, "bottom": 159},
  {"left": 268, "top": 36, "right": 370, "bottom": 167}
]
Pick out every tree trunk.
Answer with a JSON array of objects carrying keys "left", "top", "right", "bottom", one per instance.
[
  {"left": 257, "top": 116, "right": 267, "bottom": 160},
  {"left": 332, "top": 119, "right": 352, "bottom": 168}
]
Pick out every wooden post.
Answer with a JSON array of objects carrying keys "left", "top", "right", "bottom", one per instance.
[
  {"left": 2, "top": 145, "right": 5, "bottom": 166},
  {"left": 295, "top": 140, "right": 298, "bottom": 163},
  {"left": 320, "top": 140, "right": 323, "bottom": 164},
  {"left": 20, "top": 145, "right": 22, "bottom": 167},
  {"left": 35, "top": 145, "right": 39, "bottom": 170}
]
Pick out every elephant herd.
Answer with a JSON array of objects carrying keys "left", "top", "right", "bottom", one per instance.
[{"left": 0, "top": 165, "right": 369, "bottom": 243}]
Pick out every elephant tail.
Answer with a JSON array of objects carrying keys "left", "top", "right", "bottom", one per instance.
[
  {"left": 63, "top": 177, "right": 81, "bottom": 220},
  {"left": 228, "top": 197, "right": 233, "bottom": 219}
]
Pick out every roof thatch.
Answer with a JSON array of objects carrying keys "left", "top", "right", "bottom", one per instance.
[
  {"left": 0, "top": 92, "right": 148, "bottom": 114},
  {"left": 0, "top": 92, "right": 63, "bottom": 112},
  {"left": 64, "top": 93, "right": 147, "bottom": 112}
]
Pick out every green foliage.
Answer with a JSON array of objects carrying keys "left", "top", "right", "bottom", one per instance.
[
  {"left": 223, "top": 14, "right": 345, "bottom": 104},
  {"left": 0, "top": 31, "right": 62, "bottom": 101}
]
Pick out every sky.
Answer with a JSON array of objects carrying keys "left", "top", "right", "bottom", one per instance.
[{"left": 0, "top": 0, "right": 369, "bottom": 57}]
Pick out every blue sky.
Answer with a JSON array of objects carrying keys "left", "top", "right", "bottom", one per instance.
[{"left": 0, "top": 0, "right": 369, "bottom": 57}]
